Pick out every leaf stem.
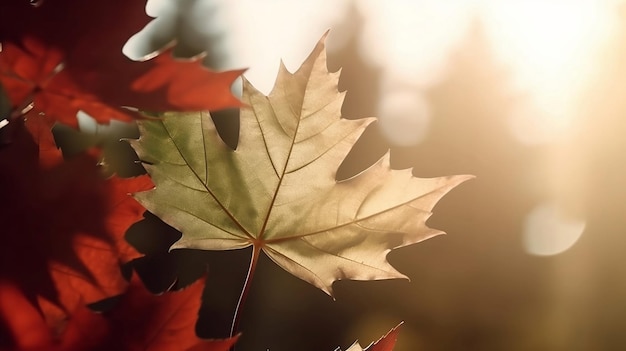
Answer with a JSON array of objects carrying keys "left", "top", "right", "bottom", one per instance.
[{"left": 230, "top": 245, "right": 261, "bottom": 341}]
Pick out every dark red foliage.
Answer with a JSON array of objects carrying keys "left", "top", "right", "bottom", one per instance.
[
  {"left": 0, "top": 114, "right": 152, "bottom": 327},
  {"left": 0, "top": 0, "right": 243, "bottom": 127},
  {"left": 0, "top": 39, "right": 132, "bottom": 126},
  {"left": 0, "top": 1, "right": 243, "bottom": 349},
  {"left": 0, "top": 275, "right": 239, "bottom": 351}
]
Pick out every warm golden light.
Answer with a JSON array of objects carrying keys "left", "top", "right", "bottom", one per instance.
[
  {"left": 522, "top": 203, "right": 586, "bottom": 256},
  {"left": 480, "top": 0, "right": 621, "bottom": 143},
  {"left": 100, "top": 1, "right": 626, "bottom": 349}
]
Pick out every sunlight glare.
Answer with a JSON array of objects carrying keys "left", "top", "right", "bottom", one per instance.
[
  {"left": 205, "top": 0, "right": 352, "bottom": 94},
  {"left": 522, "top": 203, "right": 586, "bottom": 256},
  {"left": 480, "top": 0, "right": 620, "bottom": 144},
  {"left": 357, "top": 0, "right": 473, "bottom": 88},
  {"left": 377, "top": 89, "right": 431, "bottom": 146},
  {"left": 125, "top": 1, "right": 623, "bottom": 147}
]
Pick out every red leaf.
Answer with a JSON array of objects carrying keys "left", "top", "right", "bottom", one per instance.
[
  {"left": 123, "top": 50, "right": 245, "bottom": 112},
  {"left": 0, "top": 114, "right": 151, "bottom": 324},
  {"left": 0, "top": 40, "right": 132, "bottom": 127},
  {"left": 342, "top": 323, "right": 402, "bottom": 351},
  {"left": 98, "top": 276, "right": 239, "bottom": 351},
  {"left": 365, "top": 323, "right": 402, "bottom": 351},
  {"left": 0, "top": 281, "right": 52, "bottom": 349},
  {"left": 0, "top": 276, "right": 239, "bottom": 351},
  {"left": 0, "top": 0, "right": 243, "bottom": 128}
]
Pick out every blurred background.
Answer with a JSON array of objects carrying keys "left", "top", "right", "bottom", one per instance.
[{"left": 75, "top": 0, "right": 626, "bottom": 350}]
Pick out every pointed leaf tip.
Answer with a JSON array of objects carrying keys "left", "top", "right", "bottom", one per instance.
[{"left": 344, "top": 322, "right": 403, "bottom": 351}]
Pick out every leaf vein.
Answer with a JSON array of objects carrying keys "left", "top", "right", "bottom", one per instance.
[
  {"left": 266, "top": 187, "right": 438, "bottom": 243},
  {"left": 160, "top": 120, "right": 253, "bottom": 239}
]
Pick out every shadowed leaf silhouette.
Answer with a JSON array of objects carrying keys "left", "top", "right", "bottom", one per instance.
[{"left": 130, "top": 33, "right": 472, "bottom": 297}]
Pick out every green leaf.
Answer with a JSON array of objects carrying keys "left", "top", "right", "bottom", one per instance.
[{"left": 130, "top": 33, "right": 473, "bottom": 296}]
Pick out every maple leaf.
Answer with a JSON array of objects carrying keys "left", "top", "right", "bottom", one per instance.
[
  {"left": 0, "top": 275, "right": 239, "bottom": 351},
  {"left": 0, "top": 0, "right": 243, "bottom": 128},
  {"left": 0, "top": 39, "right": 135, "bottom": 127},
  {"left": 344, "top": 323, "right": 402, "bottom": 351},
  {"left": 0, "top": 113, "right": 151, "bottom": 325},
  {"left": 130, "top": 33, "right": 473, "bottom": 297}
]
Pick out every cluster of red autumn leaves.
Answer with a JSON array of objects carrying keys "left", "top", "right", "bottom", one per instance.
[
  {"left": 0, "top": 1, "right": 399, "bottom": 350},
  {"left": 0, "top": 0, "right": 242, "bottom": 349}
]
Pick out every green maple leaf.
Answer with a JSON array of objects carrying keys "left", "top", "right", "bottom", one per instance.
[{"left": 130, "top": 34, "right": 472, "bottom": 296}]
